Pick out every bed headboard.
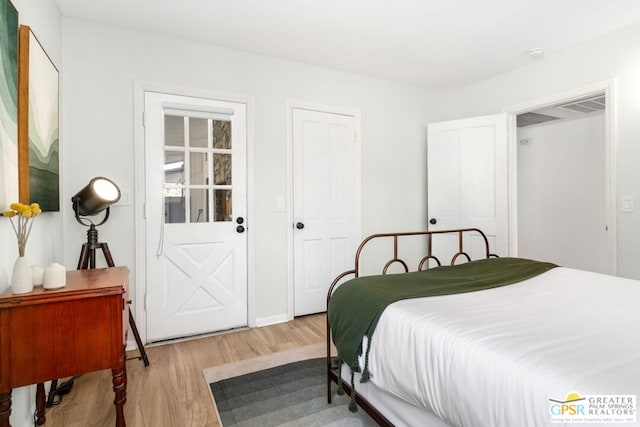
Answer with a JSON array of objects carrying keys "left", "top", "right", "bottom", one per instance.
[
  {"left": 353, "top": 228, "right": 498, "bottom": 277},
  {"left": 327, "top": 228, "right": 499, "bottom": 300}
]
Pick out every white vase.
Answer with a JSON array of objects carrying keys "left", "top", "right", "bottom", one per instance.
[{"left": 11, "top": 256, "right": 34, "bottom": 294}]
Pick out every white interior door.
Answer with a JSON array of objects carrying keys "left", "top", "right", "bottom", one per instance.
[
  {"left": 427, "top": 113, "right": 509, "bottom": 261},
  {"left": 292, "top": 108, "right": 360, "bottom": 316},
  {"left": 145, "top": 91, "right": 247, "bottom": 342}
]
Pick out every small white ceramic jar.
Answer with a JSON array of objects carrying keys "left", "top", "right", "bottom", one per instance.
[
  {"left": 31, "top": 266, "right": 44, "bottom": 286},
  {"left": 43, "top": 263, "right": 66, "bottom": 290}
]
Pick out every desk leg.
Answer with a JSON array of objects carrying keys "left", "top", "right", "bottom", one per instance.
[
  {"left": 112, "top": 363, "right": 127, "bottom": 427},
  {"left": 36, "top": 383, "right": 46, "bottom": 425},
  {"left": 0, "top": 391, "right": 11, "bottom": 427}
]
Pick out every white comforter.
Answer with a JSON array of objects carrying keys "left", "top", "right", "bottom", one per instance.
[{"left": 365, "top": 267, "right": 640, "bottom": 427}]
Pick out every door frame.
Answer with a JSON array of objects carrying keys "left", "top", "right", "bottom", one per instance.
[
  {"left": 285, "top": 101, "right": 362, "bottom": 321},
  {"left": 503, "top": 80, "right": 617, "bottom": 274},
  {"left": 133, "top": 81, "right": 256, "bottom": 344}
]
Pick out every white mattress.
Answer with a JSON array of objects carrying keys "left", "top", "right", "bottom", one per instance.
[{"left": 362, "top": 267, "right": 640, "bottom": 427}]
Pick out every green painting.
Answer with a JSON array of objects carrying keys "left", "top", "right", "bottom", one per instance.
[
  {"left": 20, "top": 27, "right": 59, "bottom": 211},
  {"left": 0, "top": 0, "right": 18, "bottom": 209}
]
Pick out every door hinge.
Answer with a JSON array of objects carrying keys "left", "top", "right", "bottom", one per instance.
[
  {"left": 143, "top": 111, "right": 148, "bottom": 127},
  {"left": 143, "top": 202, "right": 147, "bottom": 219},
  {"left": 144, "top": 292, "right": 147, "bottom": 311}
]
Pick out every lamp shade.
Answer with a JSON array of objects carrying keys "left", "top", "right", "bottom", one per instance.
[{"left": 72, "top": 177, "right": 121, "bottom": 216}]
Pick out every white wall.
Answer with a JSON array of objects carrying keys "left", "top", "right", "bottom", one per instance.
[
  {"left": 517, "top": 115, "right": 608, "bottom": 272},
  {"left": 61, "top": 18, "right": 440, "bottom": 321},
  {"left": 443, "top": 23, "right": 640, "bottom": 279},
  {"left": 0, "top": 2, "right": 62, "bottom": 425}
]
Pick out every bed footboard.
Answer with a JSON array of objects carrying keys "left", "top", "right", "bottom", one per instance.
[{"left": 325, "top": 228, "right": 497, "bottom": 423}]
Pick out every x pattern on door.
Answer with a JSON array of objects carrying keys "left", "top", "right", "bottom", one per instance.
[{"left": 162, "top": 241, "right": 236, "bottom": 314}]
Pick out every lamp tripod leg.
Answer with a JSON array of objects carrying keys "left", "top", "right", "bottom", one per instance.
[
  {"left": 128, "top": 311, "right": 150, "bottom": 366},
  {"left": 101, "top": 243, "right": 116, "bottom": 268},
  {"left": 77, "top": 244, "right": 90, "bottom": 270},
  {"left": 45, "top": 380, "right": 58, "bottom": 408},
  {"left": 101, "top": 244, "right": 150, "bottom": 367}
]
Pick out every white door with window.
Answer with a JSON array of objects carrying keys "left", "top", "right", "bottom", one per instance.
[
  {"left": 427, "top": 113, "right": 509, "bottom": 261},
  {"left": 144, "top": 91, "right": 247, "bottom": 341},
  {"left": 292, "top": 107, "right": 360, "bottom": 316}
]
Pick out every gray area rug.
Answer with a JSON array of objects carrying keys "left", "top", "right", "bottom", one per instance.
[{"left": 209, "top": 357, "right": 376, "bottom": 426}]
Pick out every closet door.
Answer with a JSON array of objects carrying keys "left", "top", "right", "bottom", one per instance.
[
  {"left": 427, "top": 113, "right": 509, "bottom": 261},
  {"left": 291, "top": 107, "right": 360, "bottom": 316}
]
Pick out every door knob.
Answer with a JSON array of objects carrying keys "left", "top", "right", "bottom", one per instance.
[
  {"left": 296, "top": 222, "right": 305, "bottom": 230},
  {"left": 429, "top": 218, "right": 437, "bottom": 225},
  {"left": 236, "top": 217, "right": 244, "bottom": 224},
  {"left": 236, "top": 225, "right": 245, "bottom": 233}
]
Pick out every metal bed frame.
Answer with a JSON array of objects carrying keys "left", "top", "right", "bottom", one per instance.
[{"left": 325, "top": 228, "right": 498, "bottom": 426}]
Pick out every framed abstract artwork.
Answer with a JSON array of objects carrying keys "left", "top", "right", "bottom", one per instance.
[
  {"left": 18, "top": 25, "right": 60, "bottom": 211},
  {"left": 0, "top": 0, "right": 18, "bottom": 209}
]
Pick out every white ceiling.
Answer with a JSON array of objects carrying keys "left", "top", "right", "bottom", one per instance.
[{"left": 55, "top": 0, "right": 640, "bottom": 90}]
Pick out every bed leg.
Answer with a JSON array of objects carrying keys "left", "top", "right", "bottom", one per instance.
[{"left": 327, "top": 311, "right": 333, "bottom": 404}]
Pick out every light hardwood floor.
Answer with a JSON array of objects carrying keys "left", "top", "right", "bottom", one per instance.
[{"left": 43, "top": 313, "right": 326, "bottom": 427}]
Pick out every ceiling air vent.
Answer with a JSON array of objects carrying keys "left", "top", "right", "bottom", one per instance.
[
  {"left": 559, "top": 95, "right": 606, "bottom": 114},
  {"left": 517, "top": 112, "right": 560, "bottom": 128}
]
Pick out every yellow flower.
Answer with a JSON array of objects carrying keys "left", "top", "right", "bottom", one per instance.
[{"left": 3, "top": 201, "right": 40, "bottom": 257}]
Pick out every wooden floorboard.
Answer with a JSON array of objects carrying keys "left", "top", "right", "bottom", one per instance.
[{"left": 43, "top": 313, "right": 326, "bottom": 427}]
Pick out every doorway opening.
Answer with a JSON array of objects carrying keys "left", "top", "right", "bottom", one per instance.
[{"left": 510, "top": 87, "right": 615, "bottom": 274}]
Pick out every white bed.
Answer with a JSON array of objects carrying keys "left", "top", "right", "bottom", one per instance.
[
  {"left": 327, "top": 229, "right": 640, "bottom": 427},
  {"left": 341, "top": 267, "right": 640, "bottom": 427}
]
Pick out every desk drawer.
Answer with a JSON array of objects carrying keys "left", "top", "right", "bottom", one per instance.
[{"left": 4, "top": 294, "right": 123, "bottom": 387}]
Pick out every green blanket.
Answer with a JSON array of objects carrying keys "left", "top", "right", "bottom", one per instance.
[{"left": 328, "top": 257, "right": 557, "bottom": 410}]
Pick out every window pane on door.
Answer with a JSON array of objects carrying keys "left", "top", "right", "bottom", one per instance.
[
  {"left": 213, "top": 153, "right": 232, "bottom": 185},
  {"left": 190, "top": 152, "right": 208, "bottom": 185},
  {"left": 189, "top": 118, "right": 208, "bottom": 148},
  {"left": 165, "top": 115, "right": 184, "bottom": 147},
  {"left": 213, "top": 121, "right": 231, "bottom": 149},
  {"left": 164, "top": 194, "right": 185, "bottom": 224},
  {"left": 190, "top": 189, "right": 209, "bottom": 223},
  {"left": 165, "top": 151, "right": 185, "bottom": 184},
  {"left": 214, "top": 189, "right": 232, "bottom": 222}
]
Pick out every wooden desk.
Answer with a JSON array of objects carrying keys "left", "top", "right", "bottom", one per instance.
[{"left": 0, "top": 267, "right": 129, "bottom": 426}]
